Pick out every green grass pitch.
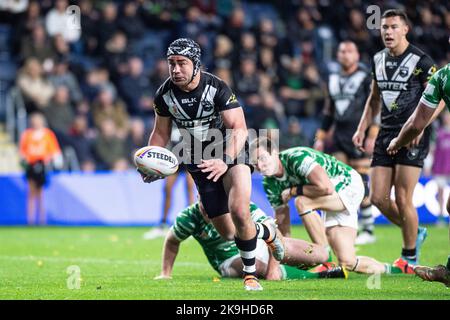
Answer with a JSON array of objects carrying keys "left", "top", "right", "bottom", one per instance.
[{"left": 0, "top": 225, "right": 449, "bottom": 300}]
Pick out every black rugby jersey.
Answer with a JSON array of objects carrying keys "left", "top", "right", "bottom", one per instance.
[
  {"left": 325, "top": 65, "right": 371, "bottom": 135},
  {"left": 372, "top": 44, "right": 436, "bottom": 130},
  {"left": 153, "top": 71, "right": 241, "bottom": 162}
]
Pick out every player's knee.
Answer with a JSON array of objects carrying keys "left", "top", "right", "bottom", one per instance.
[
  {"left": 218, "top": 230, "right": 235, "bottom": 241},
  {"left": 394, "top": 192, "right": 409, "bottom": 209},
  {"left": 370, "top": 194, "right": 386, "bottom": 210},
  {"left": 229, "top": 205, "right": 250, "bottom": 226},
  {"left": 294, "top": 196, "right": 308, "bottom": 212}
]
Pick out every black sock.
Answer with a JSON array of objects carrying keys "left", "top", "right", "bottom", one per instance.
[
  {"left": 359, "top": 204, "right": 374, "bottom": 234},
  {"left": 401, "top": 248, "right": 417, "bottom": 262},
  {"left": 235, "top": 235, "right": 258, "bottom": 276},
  {"left": 446, "top": 255, "right": 450, "bottom": 269}
]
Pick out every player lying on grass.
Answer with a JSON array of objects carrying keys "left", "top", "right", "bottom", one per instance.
[
  {"left": 251, "top": 137, "right": 409, "bottom": 275},
  {"left": 387, "top": 63, "right": 450, "bottom": 287},
  {"left": 154, "top": 201, "right": 347, "bottom": 281}
]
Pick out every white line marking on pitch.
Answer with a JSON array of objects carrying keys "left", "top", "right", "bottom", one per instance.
[{"left": 0, "top": 255, "right": 206, "bottom": 267}]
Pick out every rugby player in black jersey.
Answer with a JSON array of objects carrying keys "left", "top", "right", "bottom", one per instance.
[
  {"left": 352, "top": 9, "right": 437, "bottom": 270},
  {"left": 139, "top": 38, "right": 284, "bottom": 291},
  {"left": 314, "top": 40, "right": 377, "bottom": 246}
]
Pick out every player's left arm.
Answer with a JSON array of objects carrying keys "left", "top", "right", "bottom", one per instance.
[
  {"left": 198, "top": 82, "right": 247, "bottom": 181},
  {"left": 264, "top": 253, "right": 282, "bottom": 281},
  {"left": 288, "top": 157, "right": 334, "bottom": 198},
  {"left": 387, "top": 65, "right": 445, "bottom": 154},
  {"left": 216, "top": 82, "right": 247, "bottom": 161},
  {"left": 221, "top": 107, "right": 248, "bottom": 160},
  {"left": 198, "top": 107, "right": 248, "bottom": 181},
  {"left": 154, "top": 230, "right": 181, "bottom": 280},
  {"left": 387, "top": 102, "right": 436, "bottom": 154}
]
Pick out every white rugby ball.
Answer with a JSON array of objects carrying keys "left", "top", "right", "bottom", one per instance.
[{"left": 134, "top": 146, "right": 179, "bottom": 177}]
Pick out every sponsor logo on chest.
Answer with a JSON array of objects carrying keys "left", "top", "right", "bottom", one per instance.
[{"left": 181, "top": 97, "right": 197, "bottom": 105}]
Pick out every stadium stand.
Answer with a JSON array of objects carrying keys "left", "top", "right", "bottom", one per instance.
[{"left": 0, "top": 0, "right": 448, "bottom": 174}]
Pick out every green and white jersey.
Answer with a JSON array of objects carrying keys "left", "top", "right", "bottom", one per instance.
[
  {"left": 171, "top": 202, "right": 268, "bottom": 273},
  {"left": 263, "top": 147, "right": 355, "bottom": 209},
  {"left": 420, "top": 63, "right": 450, "bottom": 112}
]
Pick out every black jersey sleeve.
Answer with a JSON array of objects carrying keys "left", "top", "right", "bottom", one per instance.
[
  {"left": 417, "top": 55, "right": 437, "bottom": 87},
  {"left": 214, "top": 79, "right": 241, "bottom": 112},
  {"left": 153, "top": 86, "right": 171, "bottom": 117}
]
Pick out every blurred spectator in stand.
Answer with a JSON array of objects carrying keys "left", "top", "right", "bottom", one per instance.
[
  {"left": 103, "top": 31, "right": 130, "bottom": 84},
  {"left": 15, "top": 1, "right": 45, "bottom": 55},
  {"left": 256, "top": 17, "right": 292, "bottom": 68},
  {"left": 415, "top": 7, "right": 448, "bottom": 63},
  {"left": 45, "top": 0, "right": 81, "bottom": 43},
  {"left": 17, "top": 57, "right": 55, "bottom": 113},
  {"left": 258, "top": 46, "right": 279, "bottom": 84},
  {"left": 288, "top": 8, "right": 316, "bottom": 44},
  {"left": 20, "top": 23, "right": 56, "bottom": 68},
  {"left": 302, "top": 63, "right": 326, "bottom": 117},
  {"left": 19, "top": 112, "right": 62, "bottom": 225},
  {"left": 97, "top": 1, "right": 119, "bottom": 51},
  {"left": 16, "top": 1, "right": 42, "bottom": 39},
  {"left": 212, "top": 34, "right": 233, "bottom": 70},
  {"left": 138, "top": 1, "right": 177, "bottom": 32},
  {"left": 149, "top": 58, "right": 170, "bottom": 92},
  {"left": 93, "top": 119, "right": 128, "bottom": 171},
  {"left": 69, "top": 114, "right": 96, "bottom": 172},
  {"left": 118, "top": 56, "right": 154, "bottom": 117},
  {"left": 280, "top": 116, "right": 310, "bottom": 150},
  {"left": 233, "top": 57, "right": 261, "bottom": 127},
  {"left": 92, "top": 89, "right": 129, "bottom": 139},
  {"left": 340, "top": 9, "right": 373, "bottom": 63},
  {"left": 256, "top": 18, "right": 278, "bottom": 49},
  {"left": 252, "top": 91, "right": 284, "bottom": 131},
  {"left": 48, "top": 58, "right": 83, "bottom": 105},
  {"left": 431, "top": 112, "right": 450, "bottom": 227},
  {"left": 298, "top": 40, "right": 315, "bottom": 66},
  {"left": 278, "top": 57, "right": 310, "bottom": 117},
  {"left": 178, "top": 6, "right": 206, "bottom": 40},
  {"left": 119, "top": 0, "right": 146, "bottom": 43},
  {"left": 222, "top": 7, "right": 247, "bottom": 44},
  {"left": 42, "top": 85, "right": 74, "bottom": 147},
  {"left": 82, "top": 68, "right": 117, "bottom": 103},
  {"left": 126, "top": 117, "right": 148, "bottom": 164},
  {"left": 234, "top": 31, "right": 258, "bottom": 66},
  {"left": 52, "top": 34, "right": 71, "bottom": 60},
  {"left": 79, "top": 0, "right": 100, "bottom": 56},
  {"left": 214, "top": 67, "right": 233, "bottom": 87}
]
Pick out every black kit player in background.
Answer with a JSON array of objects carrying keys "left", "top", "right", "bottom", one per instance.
[
  {"left": 138, "top": 38, "right": 285, "bottom": 291},
  {"left": 353, "top": 9, "right": 437, "bottom": 269},
  {"left": 314, "top": 40, "right": 377, "bottom": 246}
]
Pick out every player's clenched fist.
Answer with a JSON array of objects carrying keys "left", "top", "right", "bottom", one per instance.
[{"left": 352, "top": 130, "right": 366, "bottom": 152}]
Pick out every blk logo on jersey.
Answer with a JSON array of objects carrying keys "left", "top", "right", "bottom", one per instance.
[
  {"left": 386, "top": 61, "right": 398, "bottom": 68},
  {"left": 181, "top": 98, "right": 197, "bottom": 104}
]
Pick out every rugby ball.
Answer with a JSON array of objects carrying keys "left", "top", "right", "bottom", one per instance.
[{"left": 134, "top": 146, "right": 178, "bottom": 177}]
